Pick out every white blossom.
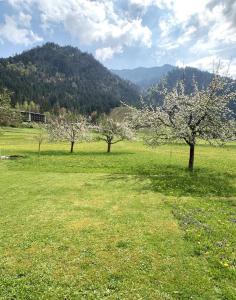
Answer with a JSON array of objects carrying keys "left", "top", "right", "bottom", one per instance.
[
  {"left": 47, "top": 113, "right": 89, "bottom": 153},
  {"left": 129, "top": 73, "right": 236, "bottom": 170},
  {"left": 95, "top": 117, "right": 134, "bottom": 152}
]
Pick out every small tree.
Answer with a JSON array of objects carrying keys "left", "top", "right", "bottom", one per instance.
[
  {"left": 96, "top": 117, "right": 134, "bottom": 153},
  {"left": 110, "top": 106, "right": 133, "bottom": 122},
  {"left": 130, "top": 74, "right": 236, "bottom": 171},
  {"left": 48, "top": 113, "right": 89, "bottom": 153},
  {"left": 23, "top": 100, "right": 29, "bottom": 111},
  {"left": 34, "top": 123, "right": 47, "bottom": 156},
  {"left": 0, "top": 89, "right": 21, "bottom": 126}
]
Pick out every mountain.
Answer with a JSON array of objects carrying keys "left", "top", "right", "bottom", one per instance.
[
  {"left": 0, "top": 43, "right": 140, "bottom": 114},
  {"left": 144, "top": 66, "right": 215, "bottom": 105},
  {"left": 144, "top": 66, "right": 236, "bottom": 112},
  {"left": 111, "top": 65, "right": 175, "bottom": 88},
  {"left": 162, "top": 66, "right": 214, "bottom": 91}
]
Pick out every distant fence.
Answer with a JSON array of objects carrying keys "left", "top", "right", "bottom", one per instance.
[{"left": 20, "top": 111, "right": 46, "bottom": 123}]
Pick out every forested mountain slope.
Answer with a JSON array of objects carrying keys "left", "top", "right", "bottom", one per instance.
[
  {"left": 0, "top": 43, "right": 140, "bottom": 113},
  {"left": 144, "top": 67, "right": 236, "bottom": 113}
]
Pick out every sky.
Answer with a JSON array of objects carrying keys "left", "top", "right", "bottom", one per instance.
[{"left": 0, "top": 0, "right": 236, "bottom": 77}]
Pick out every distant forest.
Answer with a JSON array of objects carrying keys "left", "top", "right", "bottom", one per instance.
[
  {"left": 144, "top": 67, "right": 236, "bottom": 113},
  {"left": 0, "top": 43, "right": 139, "bottom": 114}
]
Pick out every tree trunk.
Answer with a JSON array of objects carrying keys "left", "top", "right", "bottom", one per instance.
[
  {"left": 107, "top": 142, "right": 111, "bottom": 153},
  {"left": 188, "top": 144, "right": 195, "bottom": 171},
  {"left": 70, "top": 141, "right": 75, "bottom": 153},
  {"left": 38, "top": 142, "right": 41, "bottom": 156}
]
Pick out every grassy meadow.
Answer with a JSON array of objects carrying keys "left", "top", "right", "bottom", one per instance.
[{"left": 0, "top": 127, "right": 236, "bottom": 299}]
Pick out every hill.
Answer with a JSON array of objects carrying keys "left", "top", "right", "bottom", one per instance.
[
  {"left": 162, "top": 66, "right": 214, "bottom": 91},
  {"left": 0, "top": 43, "right": 140, "bottom": 114},
  {"left": 144, "top": 66, "right": 236, "bottom": 112},
  {"left": 111, "top": 65, "right": 175, "bottom": 88}
]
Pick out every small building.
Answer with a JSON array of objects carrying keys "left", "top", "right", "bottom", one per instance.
[{"left": 21, "top": 111, "right": 46, "bottom": 123}]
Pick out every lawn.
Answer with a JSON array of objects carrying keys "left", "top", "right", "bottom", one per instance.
[{"left": 0, "top": 127, "right": 235, "bottom": 299}]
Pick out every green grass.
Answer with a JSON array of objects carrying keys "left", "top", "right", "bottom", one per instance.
[{"left": 0, "top": 127, "right": 235, "bottom": 299}]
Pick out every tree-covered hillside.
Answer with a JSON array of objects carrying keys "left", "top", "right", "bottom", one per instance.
[
  {"left": 145, "top": 67, "right": 236, "bottom": 112},
  {"left": 0, "top": 43, "right": 140, "bottom": 114}
]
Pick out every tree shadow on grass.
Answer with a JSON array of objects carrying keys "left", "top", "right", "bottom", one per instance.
[
  {"left": 136, "top": 166, "right": 236, "bottom": 197},
  {"left": 107, "top": 165, "right": 236, "bottom": 198}
]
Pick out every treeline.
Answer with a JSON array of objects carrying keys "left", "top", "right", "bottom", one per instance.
[
  {"left": 15, "top": 100, "right": 40, "bottom": 113},
  {"left": 0, "top": 43, "right": 139, "bottom": 114}
]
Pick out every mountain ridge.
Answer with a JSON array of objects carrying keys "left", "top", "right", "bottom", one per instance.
[
  {"left": 1, "top": 43, "right": 235, "bottom": 114},
  {"left": 111, "top": 64, "right": 175, "bottom": 88},
  {"left": 0, "top": 42, "right": 140, "bottom": 113}
]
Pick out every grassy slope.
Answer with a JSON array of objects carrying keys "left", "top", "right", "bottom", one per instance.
[{"left": 0, "top": 127, "right": 235, "bottom": 299}]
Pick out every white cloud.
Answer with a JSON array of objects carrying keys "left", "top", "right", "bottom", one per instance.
[
  {"left": 188, "top": 4, "right": 236, "bottom": 73},
  {"left": 0, "top": 14, "right": 43, "bottom": 45},
  {"left": 179, "top": 56, "right": 236, "bottom": 78},
  {"left": 153, "top": 1, "right": 209, "bottom": 53},
  {"left": 5, "top": 0, "right": 236, "bottom": 71},
  {"left": 7, "top": 0, "right": 33, "bottom": 10},
  {"left": 159, "top": 19, "right": 172, "bottom": 39},
  {"left": 19, "top": 12, "right": 32, "bottom": 27},
  {"left": 152, "top": 0, "right": 236, "bottom": 70},
  {"left": 131, "top": 0, "right": 235, "bottom": 49},
  {"left": 158, "top": 25, "right": 197, "bottom": 50},
  {"left": 178, "top": 26, "right": 197, "bottom": 44},
  {"left": 64, "top": 12, "right": 152, "bottom": 48},
  {"left": 130, "top": 0, "right": 207, "bottom": 21},
  {"left": 168, "top": 1, "right": 208, "bottom": 24},
  {"left": 7, "top": 0, "right": 152, "bottom": 60},
  {"left": 95, "top": 46, "right": 123, "bottom": 61}
]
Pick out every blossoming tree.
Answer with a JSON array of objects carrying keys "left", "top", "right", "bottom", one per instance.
[
  {"left": 48, "top": 113, "right": 89, "bottom": 153},
  {"left": 95, "top": 117, "right": 134, "bottom": 153},
  {"left": 130, "top": 74, "right": 236, "bottom": 171}
]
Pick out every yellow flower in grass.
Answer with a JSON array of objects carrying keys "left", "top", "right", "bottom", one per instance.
[{"left": 223, "top": 262, "right": 229, "bottom": 267}]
